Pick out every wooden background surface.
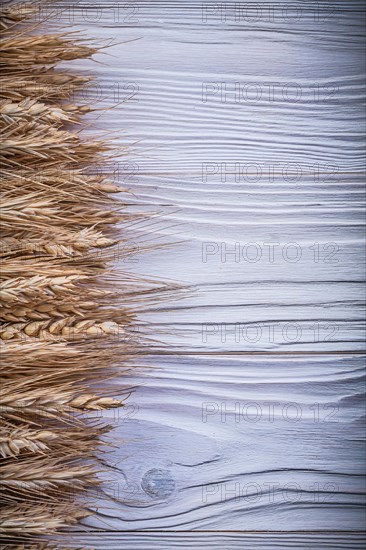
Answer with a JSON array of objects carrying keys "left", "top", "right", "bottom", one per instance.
[{"left": 52, "top": 0, "right": 365, "bottom": 547}]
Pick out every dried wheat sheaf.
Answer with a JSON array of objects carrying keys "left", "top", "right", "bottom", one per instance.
[{"left": 0, "top": 2, "right": 163, "bottom": 547}]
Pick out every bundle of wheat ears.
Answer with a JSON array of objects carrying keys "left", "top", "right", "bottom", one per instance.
[{"left": 0, "top": 2, "right": 160, "bottom": 547}]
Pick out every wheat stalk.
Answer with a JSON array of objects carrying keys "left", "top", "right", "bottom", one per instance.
[
  {"left": 1, "top": 299, "right": 98, "bottom": 322},
  {"left": 0, "top": 503, "right": 90, "bottom": 535},
  {"left": 0, "top": 424, "right": 111, "bottom": 459},
  {"left": 0, "top": 2, "right": 156, "bottom": 545},
  {"left": 0, "top": 428, "right": 58, "bottom": 458},
  {"left": 0, "top": 275, "right": 88, "bottom": 304},
  {"left": 0, "top": 318, "right": 124, "bottom": 341},
  {"left": 0, "top": 3, "right": 37, "bottom": 31},
  {"left": 0, "top": 72, "right": 91, "bottom": 101},
  {"left": 1, "top": 168, "right": 124, "bottom": 203},
  {"left": 0, "top": 34, "right": 97, "bottom": 67},
  {"left": 0, "top": 98, "right": 86, "bottom": 126}
]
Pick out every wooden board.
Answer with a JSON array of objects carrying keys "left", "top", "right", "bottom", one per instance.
[
  {"left": 58, "top": 532, "right": 366, "bottom": 549},
  {"left": 49, "top": 0, "right": 365, "bottom": 544}
]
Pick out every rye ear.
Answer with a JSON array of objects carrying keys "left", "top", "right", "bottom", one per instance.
[{"left": 0, "top": 3, "right": 152, "bottom": 546}]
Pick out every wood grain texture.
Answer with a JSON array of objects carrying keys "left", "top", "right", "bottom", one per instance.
[
  {"left": 57, "top": 532, "right": 366, "bottom": 549},
  {"left": 50, "top": 0, "right": 365, "bottom": 542},
  {"left": 78, "top": 354, "right": 365, "bottom": 530}
]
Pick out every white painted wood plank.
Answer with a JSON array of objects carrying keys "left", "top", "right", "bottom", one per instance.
[
  {"left": 72, "top": 354, "right": 366, "bottom": 531},
  {"left": 59, "top": 532, "right": 366, "bottom": 549},
  {"left": 44, "top": 0, "right": 366, "bottom": 539}
]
